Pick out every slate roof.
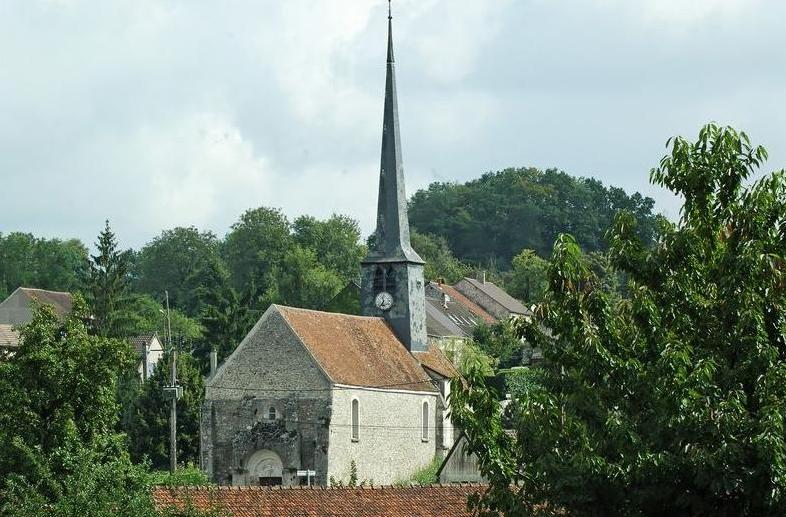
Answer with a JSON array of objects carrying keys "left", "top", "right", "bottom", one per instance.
[
  {"left": 152, "top": 484, "right": 485, "bottom": 517},
  {"left": 278, "top": 306, "right": 436, "bottom": 393},
  {"left": 424, "top": 282, "right": 498, "bottom": 338},
  {"left": 14, "top": 288, "right": 73, "bottom": 316},
  {"left": 0, "top": 324, "right": 19, "bottom": 349},
  {"left": 459, "top": 278, "right": 530, "bottom": 316},
  {"left": 414, "top": 345, "right": 460, "bottom": 379}
]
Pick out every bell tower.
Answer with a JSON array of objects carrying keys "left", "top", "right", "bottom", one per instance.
[{"left": 360, "top": 2, "right": 427, "bottom": 353}]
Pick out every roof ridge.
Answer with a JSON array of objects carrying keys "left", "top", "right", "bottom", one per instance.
[{"left": 275, "top": 304, "right": 385, "bottom": 321}]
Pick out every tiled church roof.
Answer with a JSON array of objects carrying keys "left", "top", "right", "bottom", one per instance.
[
  {"left": 278, "top": 306, "right": 436, "bottom": 393},
  {"left": 414, "top": 345, "right": 459, "bottom": 379},
  {"left": 152, "top": 484, "right": 485, "bottom": 517}
]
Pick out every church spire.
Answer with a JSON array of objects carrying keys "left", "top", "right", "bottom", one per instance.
[{"left": 365, "top": 0, "right": 423, "bottom": 265}]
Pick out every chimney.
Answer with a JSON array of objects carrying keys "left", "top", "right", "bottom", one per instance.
[
  {"left": 210, "top": 349, "right": 218, "bottom": 378},
  {"left": 442, "top": 293, "right": 450, "bottom": 309},
  {"left": 482, "top": 271, "right": 487, "bottom": 284}
]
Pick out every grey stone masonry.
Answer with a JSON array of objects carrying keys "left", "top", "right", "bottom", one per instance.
[{"left": 201, "top": 307, "right": 333, "bottom": 486}]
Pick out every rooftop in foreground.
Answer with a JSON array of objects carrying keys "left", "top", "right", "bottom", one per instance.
[{"left": 152, "top": 483, "right": 486, "bottom": 517}]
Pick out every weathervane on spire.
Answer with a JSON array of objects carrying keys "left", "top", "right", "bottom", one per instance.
[{"left": 388, "top": 0, "right": 392, "bottom": 20}]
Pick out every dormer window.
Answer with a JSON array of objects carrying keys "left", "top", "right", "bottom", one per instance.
[{"left": 268, "top": 406, "right": 277, "bottom": 420}]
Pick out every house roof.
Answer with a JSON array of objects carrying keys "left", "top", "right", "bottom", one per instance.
[
  {"left": 459, "top": 278, "right": 529, "bottom": 316},
  {"left": 129, "top": 334, "right": 159, "bottom": 355},
  {"left": 13, "top": 288, "right": 73, "bottom": 316},
  {"left": 0, "top": 324, "right": 19, "bottom": 349},
  {"left": 277, "top": 306, "right": 436, "bottom": 393},
  {"left": 413, "top": 345, "right": 460, "bottom": 379},
  {"left": 152, "top": 484, "right": 485, "bottom": 517},
  {"left": 439, "top": 285, "right": 497, "bottom": 324},
  {"left": 424, "top": 282, "right": 498, "bottom": 338}
]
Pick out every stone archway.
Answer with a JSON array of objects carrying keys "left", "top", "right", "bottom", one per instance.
[{"left": 246, "top": 449, "right": 283, "bottom": 486}]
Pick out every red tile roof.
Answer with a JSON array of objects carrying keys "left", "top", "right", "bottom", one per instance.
[
  {"left": 440, "top": 285, "right": 497, "bottom": 325},
  {"left": 414, "top": 345, "right": 460, "bottom": 379},
  {"left": 152, "top": 484, "right": 485, "bottom": 517},
  {"left": 278, "top": 306, "right": 436, "bottom": 393}
]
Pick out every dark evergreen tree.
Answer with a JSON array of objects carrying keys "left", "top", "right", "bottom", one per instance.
[{"left": 86, "top": 220, "right": 134, "bottom": 338}]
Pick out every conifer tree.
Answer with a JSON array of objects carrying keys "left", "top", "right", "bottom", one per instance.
[{"left": 87, "top": 220, "right": 133, "bottom": 338}]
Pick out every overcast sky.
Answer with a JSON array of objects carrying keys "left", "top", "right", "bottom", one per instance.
[{"left": 1, "top": 0, "right": 785, "bottom": 249}]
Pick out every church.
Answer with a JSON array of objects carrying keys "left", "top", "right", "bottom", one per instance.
[{"left": 200, "top": 8, "right": 459, "bottom": 486}]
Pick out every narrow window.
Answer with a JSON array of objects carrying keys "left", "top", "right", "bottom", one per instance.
[
  {"left": 351, "top": 399, "right": 359, "bottom": 441},
  {"left": 385, "top": 267, "right": 397, "bottom": 292},
  {"left": 268, "top": 406, "right": 277, "bottom": 420},
  {"left": 422, "top": 401, "right": 429, "bottom": 441},
  {"left": 373, "top": 266, "right": 385, "bottom": 292}
]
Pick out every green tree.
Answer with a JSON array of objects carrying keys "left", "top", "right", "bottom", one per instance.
[
  {"left": 0, "top": 232, "right": 88, "bottom": 298},
  {"left": 136, "top": 227, "right": 225, "bottom": 316},
  {"left": 472, "top": 320, "right": 526, "bottom": 370},
  {"left": 505, "top": 249, "right": 548, "bottom": 304},
  {"left": 87, "top": 220, "right": 134, "bottom": 338},
  {"left": 410, "top": 231, "right": 469, "bottom": 283},
  {"left": 409, "top": 167, "right": 659, "bottom": 265},
  {"left": 0, "top": 296, "right": 136, "bottom": 497},
  {"left": 222, "top": 207, "right": 293, "bottom": 292},
  {"left": 451, "top": 124, "right": 786, "bottom": 516},
  {"left": 293, "top": 214, "right": 365, "bottom": 283},
  {"left": 126, "top": 351, "right": 205, "bottom": 469}
]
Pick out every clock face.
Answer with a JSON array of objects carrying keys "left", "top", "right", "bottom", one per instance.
[{"left": 374, "top": 291, "right": 394, "bottom": 311}]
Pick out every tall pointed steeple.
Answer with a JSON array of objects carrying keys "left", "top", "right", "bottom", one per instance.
[
  {"left": 360, "top": 2, "right": 428, "bottom": 353},
  {"left": 365, "top": 1, "right": 423, "bottom": 264}
]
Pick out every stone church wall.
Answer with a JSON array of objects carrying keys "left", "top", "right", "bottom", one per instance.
[
  {"left": 201, "top": 307, "right": 333, "bottom": 485},
  {"left": 328, "top": 386, "right": 438, "bottom": 485}
]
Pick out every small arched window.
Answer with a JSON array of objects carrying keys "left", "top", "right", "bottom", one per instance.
[
  {"left": 422, "top": 401, "right": 429, "bottom": 441},
  {"left": 373, "top": 266, "right": 385, "bottom": 292},
  {"left": 351, "top": 399, "right": 359, "bottom": 442},
  {"left": 268, "top": 406, "right": 277, "bottom": 421}
]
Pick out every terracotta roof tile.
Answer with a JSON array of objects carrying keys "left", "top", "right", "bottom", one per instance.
[
  {"left": 440, "top": 285, "right": 498, "bottom": 324},
  {"left": 129, "top": 334, "right": 158, "bottom": 354},
  {"left": 152, "top": 484, "right": 485, "bottom": 516},
  {"left": 414, "top": 345, "right": 460, "bottom": 379},
  {"left": 277, "top": 306, "right": 436, "bottom": 393}
]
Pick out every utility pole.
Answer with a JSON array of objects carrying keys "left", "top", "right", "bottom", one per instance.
[{"left": 162, "top": 290, "right": 181, "bottom": 474}]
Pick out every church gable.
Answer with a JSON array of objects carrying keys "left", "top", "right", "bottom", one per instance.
[{"left": 206, "top": 305, "right": 332, "bottom": 399}]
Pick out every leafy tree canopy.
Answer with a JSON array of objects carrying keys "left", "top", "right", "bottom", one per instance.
[
  {"left": 451, "top": 124, "right": 786, "bottom": 516},
  {"left": 410, "top": 231, "right": 470, "bottom": 283},
  {"left": 409, "top": 167, "right": 659, "bottom": 266},
  {"left": 0, "top": 232, "right": 87, "bottom": 299}
]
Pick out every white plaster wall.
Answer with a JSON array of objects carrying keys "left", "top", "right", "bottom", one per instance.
[{"left": 327, "top": 386, "right": 438, "bottom": 485}]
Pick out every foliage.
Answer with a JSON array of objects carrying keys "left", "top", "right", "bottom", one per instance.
[
  {"left": 328, "top": 460, "right": 373, "bottom": 487},
  {"left": 127, "top": 293, "right": 205, "bottom": 343},
  {"left": 147, "top": 464, "right": 210, "bottom": 487},
  {"left": 125, "top": 351, "right": 205, "bottom": 469},
  {"left": 0, "top": 297, "right": 136, "bottom": 488},
  {"left": 451, "top": 124, "right": 786, "bottom": 516},
  {"left": 472, "top": 320, "right": 526, "bottom": 370},
  {"left": 505, "top": 249, "right": 548, "bottom": 304},
  {"left": 135, "top": 227, "right": 225, "bottom": 317},
  {"left": 0, "top": 232, "right": 88, "bottom": 299},
  {"left": 410, "top": 231, "right": 470, "bottom": 283},
  {"left": 395, "top": 456, "right": 442, "bottom": 486},
  {"left": 409, "top": 167, "right": 659, "bottom": 265},
  {"left": 86, "top": 220, "right": 135, "bottom": 338}
]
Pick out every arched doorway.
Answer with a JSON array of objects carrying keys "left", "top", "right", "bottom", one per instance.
[{"left": 246, "top": 449, "right": 283, "bottom": 486}]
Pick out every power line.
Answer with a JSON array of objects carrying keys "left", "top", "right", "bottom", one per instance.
[{"left": 205, "top": 377, "right": 450, "bottom": 393}]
